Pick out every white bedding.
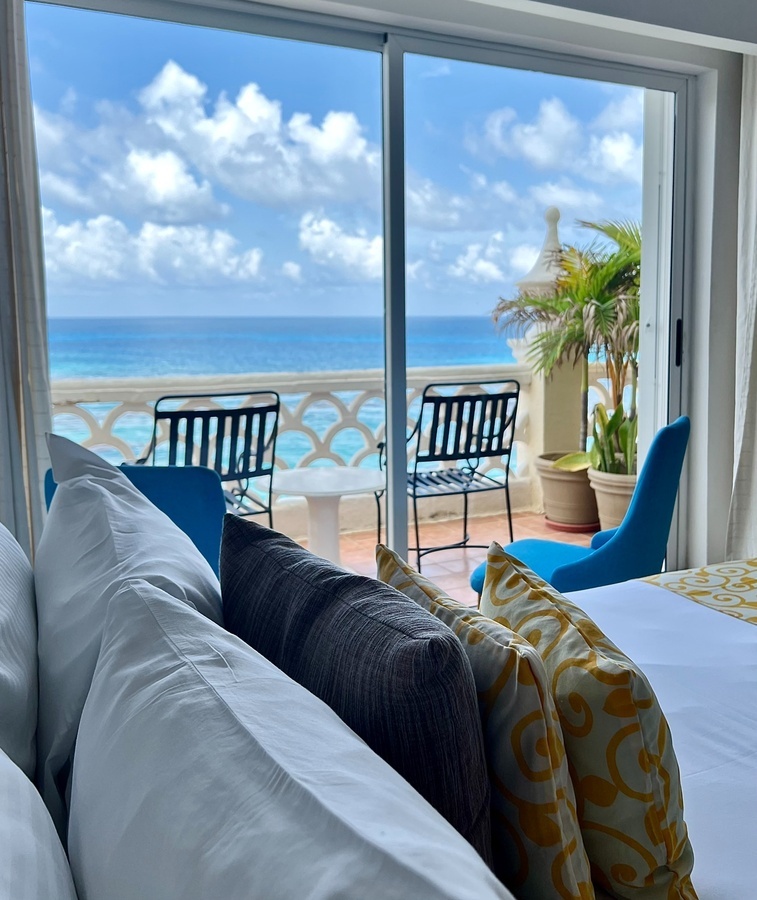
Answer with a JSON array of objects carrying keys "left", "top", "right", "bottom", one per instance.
[{"left": 566, "top": 580, "right": 757, "bottom": 900}]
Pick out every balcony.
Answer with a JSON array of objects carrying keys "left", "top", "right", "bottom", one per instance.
[{"left": 51, "top": 357, "right": 607, "bottom": 601}]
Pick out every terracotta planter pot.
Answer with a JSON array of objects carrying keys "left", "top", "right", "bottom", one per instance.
[
  {"left": 535, "top": 453, "right": 599, "bottom": 530},
  {"left": 588, "top": 467, "right": 637, "bottom": 530}
]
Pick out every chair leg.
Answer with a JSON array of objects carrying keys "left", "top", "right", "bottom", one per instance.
[
  {"left": 374, "top": 491, "right": 382, "bottom": 545},
  {"left": 505, "top": 483, "right": 514, "bottom": 544},
  {"left": 462, "top": 491, "right": 470, "bottom": 547},
  {"left": 413, "top": 494, "right": 422, "bottom": 572}
]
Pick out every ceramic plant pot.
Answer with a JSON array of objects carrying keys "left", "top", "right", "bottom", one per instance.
[
  {"left": 535, "top": 453, "right": 599, "bottom": 531},
  {"left": 588, "top": 467, "right": 637, "bottom": 530}
]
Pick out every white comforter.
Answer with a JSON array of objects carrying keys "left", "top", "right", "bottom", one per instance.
[{"left": 567, "top": 580, "right": 757, "bottom": 900}]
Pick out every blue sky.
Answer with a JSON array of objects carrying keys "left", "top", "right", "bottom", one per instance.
[{"left": 26, "top": 2, "right": 644, "bottom": 318}]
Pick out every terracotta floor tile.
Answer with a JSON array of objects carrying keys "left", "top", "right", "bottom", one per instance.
[{"left": 336, "top": 512, "right": 592, "bottom": 598}]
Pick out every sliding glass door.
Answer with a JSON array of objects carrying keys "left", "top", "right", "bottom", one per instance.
[{"left": 26, "top": 1, "right": 686, "bottom": 566}]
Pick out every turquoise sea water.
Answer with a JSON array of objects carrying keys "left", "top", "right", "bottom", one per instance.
[{"left": 48, "top": 316, "right": 515, "bottom": 380}]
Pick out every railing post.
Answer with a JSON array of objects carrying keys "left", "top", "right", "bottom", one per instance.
[{"left": 510, "top": 336, "right": 583, "bottom": 510}]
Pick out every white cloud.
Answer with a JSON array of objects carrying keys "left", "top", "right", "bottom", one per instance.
[
  {"left": 449, "top": 232, "right": 506, "bottom": 284},
  {"left": 33, "top": 106, "right": 71, "bottom": 166},
  {"left": 288, "top": 110, "right": 369, "bottom": 165},
  {"left": 282, "top": 261, "right": 302, "bottom": 281},
  {"left": 99, "top": 148, "right": 223, "bottom": 222},
  {"left": 60, "top": 88, "right": 78, "bottom": 117},
  {"left": 42, "top": 207, "right": 263, "bottom": 286},
  {"left": 509, "top": 243, "right": 540, "bottom": 276},
  {"left": 530, "top": 179, "right": 603, "bottom": 212},
  {"left": 34, "top": 60, "right": 382, "bottom": 227},
  {"left": 483, "top": 107, "right": 517, "bottom": 153},
  {"left": 483, "top": 99, "right": 582, "bottom": 169},
  {"left": 298, "top": 213, "right": 382, "bottom": 280},
  {"left": 491, "top": 180, "right": 518, "bottom": 204},
  {"left": 406, "top": 259, "right": 424, "bottom": 281},
  {"left": 138, "top": 60, "right": 208, "bottom": 142},
  {"left": 463, "top": 168, "right": 519, "bottom": 208},
  {"left": 34, "top": 100, "right": 222, "bottom": 224},
  {"left": 592, "top": 90, "right": 643, "bottom": 131},
  {"left": 42, "top": 209, "right": 131, "bottom": 281},
  {"left": 586, "top": 132, "right": 642, "bottom": 184},
  {"left": 406, "top": 177, "right": 468, "bottom": 230},
  {"left": 138, "top": 61, "right": 381, "bottom": 207},
  {"left": 39, "top": 172, "right": 95, "bottom": 212},
  {"left": 473, "top": 94, "right": 642, "bottom": 187},
  {"left": 136, "top": 222, "right": 262, "bottom": 283}
]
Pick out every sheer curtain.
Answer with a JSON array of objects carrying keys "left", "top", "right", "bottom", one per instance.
[
  {"left": 726, "top": 57, "right": 757, "bottom": 559},
  {"left": 0, "top": 0, "right": 51, "bottom": 557}
]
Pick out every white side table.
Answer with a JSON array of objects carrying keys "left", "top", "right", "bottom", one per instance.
[{"left": 271, "top": 467, "right": 385, "bottom": 565}]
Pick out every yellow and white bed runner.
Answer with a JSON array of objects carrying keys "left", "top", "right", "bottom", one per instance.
[{"left": 644, "top": 559, "right": 757, "bottom": 625}]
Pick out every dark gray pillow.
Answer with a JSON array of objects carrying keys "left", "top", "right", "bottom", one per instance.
[{"left": 220, "top": 514, "right": 492, "bottom": 865}]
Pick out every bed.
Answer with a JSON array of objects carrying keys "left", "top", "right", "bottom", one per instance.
[{"left": 566, "top": 562, "right": 757, "bottom": 899}]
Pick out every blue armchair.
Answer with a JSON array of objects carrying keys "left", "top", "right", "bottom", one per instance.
[{"left": 470, "top": 415, "right": 691, "bottom": 595}]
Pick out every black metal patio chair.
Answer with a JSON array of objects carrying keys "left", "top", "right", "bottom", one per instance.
[
  {"left": 381, "top": 380, "right": 519, "bottom": 571},
  {"left": 138, "top": 391, "right": 280, "bottom": 527}
]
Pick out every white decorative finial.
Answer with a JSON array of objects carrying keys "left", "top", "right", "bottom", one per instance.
[{"left": 516, "top": 207, "right": 562, "bottom": 295}]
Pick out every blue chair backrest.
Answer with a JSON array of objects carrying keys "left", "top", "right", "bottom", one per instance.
[
  {"left": 553, "top": 416, "right": 690, "bottom": 592},
  {"left": 45, "top": 464, "right": 226, "bottom": 576}
]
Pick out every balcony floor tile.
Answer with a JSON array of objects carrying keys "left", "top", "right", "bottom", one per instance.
[{"left": 297, "top": 513, "right": 593, "bottom": 607}]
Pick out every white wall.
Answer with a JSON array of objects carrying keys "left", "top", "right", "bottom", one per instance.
[{"left": 500, "top": 0, "right": 757, "bottom": 52}]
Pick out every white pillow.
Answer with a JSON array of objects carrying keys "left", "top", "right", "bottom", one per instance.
[
  {"left": 35, "top": 434, "right": 223, "bottom": 836},
  {"left": 0, "top": 522, "right": 37, "bottom": 780},
  {"left": 0, "top": 747, "right": 78, "bottom": 899},
  {"left": 68, "top": 579, "right": 513, "bottom": 900}
]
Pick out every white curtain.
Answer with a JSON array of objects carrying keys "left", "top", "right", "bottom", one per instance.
[
  {"left": 0, "top": 0, "right": 51, "bottom": 557},
  {"left": 726, "top": 57, "right": 757, "bottom": 559}
]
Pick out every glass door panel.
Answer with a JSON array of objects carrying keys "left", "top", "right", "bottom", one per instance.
[
  {"left": 404, "top": 52, "right": 650, "bottom": 572},
  {"left": 27, "top": 3, "right": 384, "bottom": 566}
]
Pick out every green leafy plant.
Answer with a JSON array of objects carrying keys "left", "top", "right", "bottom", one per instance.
[
  {"left": 553, "top": 402, "right": 638, "bottom": 475},
  {"left": 493, "top": 219, "right": 640, "bottom": 451}
]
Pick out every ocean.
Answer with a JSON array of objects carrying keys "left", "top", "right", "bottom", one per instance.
[{"left": 48, "top": 316, "right": 516, "bottom": 380}]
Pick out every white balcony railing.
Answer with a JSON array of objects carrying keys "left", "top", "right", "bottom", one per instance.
[{"left": 51, "top": 361, "right": 610, "bottom": 537}]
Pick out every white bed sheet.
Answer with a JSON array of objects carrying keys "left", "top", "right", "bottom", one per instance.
[{"left": 566, "top": 580, "right": 757, "bottom": 900}]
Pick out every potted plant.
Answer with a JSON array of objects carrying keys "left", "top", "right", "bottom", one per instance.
[
  {"left": 556, "top": 402, "right": 639, "bottom": 530},
  {"left": 494, "top": 218, "right": 640, "bottom": 529}
]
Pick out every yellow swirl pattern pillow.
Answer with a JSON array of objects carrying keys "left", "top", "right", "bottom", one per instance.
[
  {"left": 479, "top": 542, "right": 696, "bottom": 899},
  {"left": 376, "top": 545, "right": 593, "bottom": 900}
]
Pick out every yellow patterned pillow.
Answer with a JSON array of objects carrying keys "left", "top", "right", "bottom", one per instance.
[
  {"left": 376, "top": 545, "right": 593, "bottom": 900},
  {"left": 479, "top": 542, "right": 696, "bottom": 899}
]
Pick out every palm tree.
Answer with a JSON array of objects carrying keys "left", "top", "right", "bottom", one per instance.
[{"left": 493, "top": 218, "right": 640, "bottom": 450}]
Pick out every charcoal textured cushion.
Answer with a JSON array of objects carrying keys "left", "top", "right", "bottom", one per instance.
[{"left": 220, "top": 515, "right": 492, "bottom": 863}]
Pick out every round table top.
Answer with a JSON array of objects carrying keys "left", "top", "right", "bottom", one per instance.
[{"left": 271, "top": 466, "right": 385, "bottom": 498}]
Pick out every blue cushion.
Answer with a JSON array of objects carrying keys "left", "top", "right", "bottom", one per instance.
[
  {"left": 45, "top": 464, "right": 225, "bottom": 575},
  {"left": 471, "top": 540, "right": 594, "bottom": 594}
]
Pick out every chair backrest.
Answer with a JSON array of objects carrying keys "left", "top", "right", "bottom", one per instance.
[
  {"left": 613, "top": 415, "right": 690, "bottom": 555},
  {"left": 412, "top": 381, "right": 520, "bottom": 468},
  {"left": 148, "top": 392, "right": 280, "bottom": 484},
  {"left": 552, "top": 416, "right": 691, "bottom": 592},
  {"left": 45, "top": 464, "right": 226, "bottom": 575}
]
